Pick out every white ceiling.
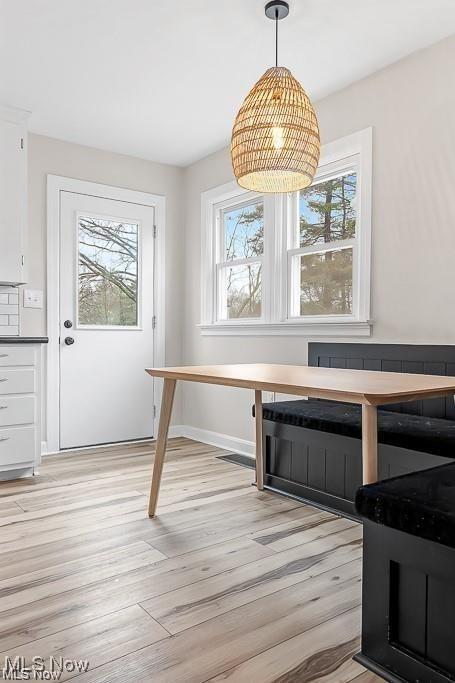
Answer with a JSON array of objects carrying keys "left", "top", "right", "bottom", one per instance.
[{"left": 1, "top": 0, "right": 454, "bottom": 167}]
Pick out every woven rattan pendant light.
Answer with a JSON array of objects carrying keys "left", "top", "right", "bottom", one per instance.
[{"left": 231, "top": 0, "right": 320, "bottom": 193}]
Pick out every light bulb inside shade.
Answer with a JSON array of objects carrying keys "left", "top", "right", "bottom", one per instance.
[{"left": 272, "top": 126, "right": 284, "bottom": 151}]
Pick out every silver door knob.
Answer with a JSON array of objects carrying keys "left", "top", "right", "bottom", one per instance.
[{"left": 64, "top": 337, "right": 75, "bottom": 346}]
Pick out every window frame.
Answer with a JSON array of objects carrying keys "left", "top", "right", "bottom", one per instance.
[{"left": 200, "top": 128, "right": 372, "bottom": 337}]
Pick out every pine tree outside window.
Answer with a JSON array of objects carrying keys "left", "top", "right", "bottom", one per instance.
[{"left": 288, "top": 170, "right": 358, "bottom": 319}]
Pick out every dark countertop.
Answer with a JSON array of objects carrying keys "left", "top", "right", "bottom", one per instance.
[{"left": 0, "top": 337, "right": 48, "bottom": 344}]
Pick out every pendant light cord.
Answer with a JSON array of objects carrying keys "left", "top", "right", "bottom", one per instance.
[{"left": 275, "top": 8, "right": 278, "bottom": 67}]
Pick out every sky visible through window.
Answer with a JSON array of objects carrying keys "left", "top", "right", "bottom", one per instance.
[{"left": 223, "top": 202, "right": 264, "bottom": 261}]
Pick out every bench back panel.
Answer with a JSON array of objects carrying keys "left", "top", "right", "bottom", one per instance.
[{"left": 308, "top": 343, "right": 455, "bottom": 419}]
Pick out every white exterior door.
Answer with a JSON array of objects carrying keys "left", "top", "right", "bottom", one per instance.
[{"left": 59, "top": 191, "right": 155, "bottom": 449}]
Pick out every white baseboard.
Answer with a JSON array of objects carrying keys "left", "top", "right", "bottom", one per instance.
[
  {"left": 173, "top": 425, "right": 254, "bottom": 458},
  {"left": 41, "top": 427, "right": 255, "bottom": 459},
  {"left": 168, "top": 425, "right": 185, "bottom": 439}
]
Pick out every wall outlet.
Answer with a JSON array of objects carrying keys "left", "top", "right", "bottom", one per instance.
[{"left": 23, "top": 289, "right": 43, "bottom": 309}]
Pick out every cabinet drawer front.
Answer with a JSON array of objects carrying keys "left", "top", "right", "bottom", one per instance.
[
  {"left": 0, "top": 426, "right": 36, "bottom": 466},
  {"left": 0, "top": 347, "right": 36, "bottom": 367},
  {"left": 0, "top": 368, "right": 34, "bottom": 395},
  {"left": 0, "top": 396, "right": 35, "bottom": 427}
]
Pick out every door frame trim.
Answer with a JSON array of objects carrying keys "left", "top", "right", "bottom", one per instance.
[{"left": 46, "top": 175, "right": 166, "bottom": 454}]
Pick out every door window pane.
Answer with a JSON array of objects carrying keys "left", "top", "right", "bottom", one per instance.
[
  {"left": 223, "top": 201, "right": 264, "bottom": 261},
  {"left": 299, "top": 248, "right": 353, "bottom": 316},
  {"left": 299, "top": 172, "right": 357, "bottom": 248},
  {"left": 220, "top": 262, "right": 262, "bottom": 319},
  {"left": 78, "top": 215, "right": 139, "bottom": 326}
]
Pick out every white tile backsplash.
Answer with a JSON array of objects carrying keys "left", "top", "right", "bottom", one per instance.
[{"left": 0, "top": 286, "right": 19, "bottom": 335}]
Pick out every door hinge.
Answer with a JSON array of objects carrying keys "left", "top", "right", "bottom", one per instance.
[
  {"left": 153, "top": 405, "right": 157, "bottom": 418},
  {"left": 21, "top": 255, "right": 25, "bottom": 266},
  {"left": 152, "top": 315, "right": 157, "bottom": 329},
  {"left": 153, "top": 225, "right": 157, "bottom": 239},
  {"left": 20, "top": 138, "right": 24, "bottom": 150}
]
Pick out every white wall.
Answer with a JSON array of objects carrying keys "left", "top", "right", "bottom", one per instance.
[
  {"left": 25, "top": 134, "right": 185, "bottom": 425},
  {"left": 181, "top": 35, "right": 455, "bottom": 446}
]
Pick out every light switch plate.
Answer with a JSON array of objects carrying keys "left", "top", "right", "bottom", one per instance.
[{"left": 23, "top": 289, "right": 43, "bottom": 309}]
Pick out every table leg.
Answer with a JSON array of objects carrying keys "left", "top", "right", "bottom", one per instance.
[
  {"left": 148, "top": 378, "right": 177, "bottom": 518},
  {"left": 254, "top": 390, "right": 264, "bottom": 490},
  {"left": 362, "top": 404, "right": 378, "bottom": 484}
]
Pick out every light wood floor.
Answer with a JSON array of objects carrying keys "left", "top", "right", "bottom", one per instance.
[{"left": 0, "top": 437, "right": 382, "bottom": 682}]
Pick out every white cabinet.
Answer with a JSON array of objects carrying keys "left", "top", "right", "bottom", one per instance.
[
  {"left": 0, "top": 105, "right": 29, "bottom": 285},
  {"left": 0, "top": 343, "right": 42, "bottom": 478}
]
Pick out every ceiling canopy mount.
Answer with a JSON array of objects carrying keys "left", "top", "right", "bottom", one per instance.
[{"left": 264, "top": 1, "right": 289, "bottom": 21}]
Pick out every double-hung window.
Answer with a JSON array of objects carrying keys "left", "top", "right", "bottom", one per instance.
[{"left": 201, "top": 128, "right": 372, "bottom": 336}]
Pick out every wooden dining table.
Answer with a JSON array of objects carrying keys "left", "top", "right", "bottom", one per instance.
[{"left": 145, "top": 364, "right": 455, "bottom": 517}]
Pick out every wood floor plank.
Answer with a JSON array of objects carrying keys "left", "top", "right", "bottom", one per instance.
[
  {"left": 0, "top": 541, "right": 166, "bottom": 613},
  {"left": 0, "top": 499, "right": 25, "bottom": 516},
  {"left": 248, "top": 510, "right": 344, "bottom": 552},
  {"left": 207, "top": 607, "right": 361, "bottom": 682},
  {"left": 0, "top": 537, "right": 274, "bottom": 651},
  {"left": 0, "top": 492, "right": 298, "bottom": 579},
  {"left": 309, "top": 656, "right": 368, "bottom": 683},
  {"left": 142, "top": 501, "right": 321, "bottom": 558},
  {"left": 0, "top": 490, "right": 146, "bottom": 527},
  {"left": 0, "top": 605, "right": 168, "bottom": 681},
  {"left": 348, "top": 671, "right": 384, "bottom": 682},
  {"left": 141, "top": 522, "right": 361, "bottom": 633},
  {"left": 0, "top": 437, "right": 373, "bottom": 682},
  {"left": 62, "top": 560, "right": 361, "bottom": 683}
]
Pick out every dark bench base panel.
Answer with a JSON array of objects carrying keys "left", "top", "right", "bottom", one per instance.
[
  {"left": 357, "top": 521, "right": 455, "bottom": 682},
  {"left": 263, "top": 419, "right": 450, "bottom": 517}
]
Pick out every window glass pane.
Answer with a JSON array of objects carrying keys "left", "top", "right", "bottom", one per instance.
[
  {"left": 78, "top": 215, "right": 139, "bottom": 326},
  {"left": 220, "top": 262, "right": 262, "bottom": 319},
  {"left": 299, "top": 248, "right": 352, "bottom": 316},
  {"left": 299, "top": 172, "right": 357, "bottom": 248},
  {"left": 223, "top": 201, "right": 264, "bottom": 261}
]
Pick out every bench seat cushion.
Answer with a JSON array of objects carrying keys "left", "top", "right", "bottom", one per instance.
[
  {"left": 355, "top": 462, "right": 455, "bottom": 548},
  {"left": 261, "top": 399, "right": 455, "bottom": 458}
]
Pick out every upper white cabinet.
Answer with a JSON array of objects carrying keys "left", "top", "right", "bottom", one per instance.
[{"left": 0, "top": 105, "right": 29, "bottom": 285}]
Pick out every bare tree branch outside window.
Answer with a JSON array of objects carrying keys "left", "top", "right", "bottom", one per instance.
[
  {"left": 78, "top": 216, "right": 139, "bottom": 326},
  {"left": 223, "top": 202, "right": 264, "bottom": 319}
]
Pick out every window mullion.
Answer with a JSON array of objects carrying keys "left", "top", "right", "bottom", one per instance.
[
  {"left": 289, "top": 238, "right": 356, "bottom": 258},
  {"left": 217, "top": 256, "right": 263, "bottom": 269}
]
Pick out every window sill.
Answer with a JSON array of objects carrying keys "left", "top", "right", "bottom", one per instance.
[{"left": 198, "top": 320, "right": 372, "bottom": 337}]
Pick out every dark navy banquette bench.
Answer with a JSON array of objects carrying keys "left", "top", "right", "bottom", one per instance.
[
  {"left": 355, "top": 463, "right": 455, "bottom": 682},
  {"left": 262, "top": 343, "right": 455, "bottom": 517}
]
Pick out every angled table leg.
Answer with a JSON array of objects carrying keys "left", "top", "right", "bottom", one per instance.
[
  {"left": 254, "top": 390, "right": 264, "bottom": 490},
  {"left": 148, "top": 378, "right": 177, "bottom": 517},
  {"left": 362, "top": 404, "right": 378, "bottom": 485}
]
